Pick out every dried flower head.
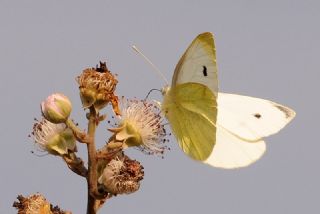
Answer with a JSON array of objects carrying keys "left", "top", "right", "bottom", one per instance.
[
  {"left": 13, "top": 193, "right": 71, "bottom": 214},
  {"left": 98, "top": 155, "right": 144, "bottom": 195},
  {"left": 31, "top": 118, "right": 76, "bottom": 155},
  {"left": 76, "top": 62, "right": 120, "bottom": 114},
  {"left": 13, "top": 194, "right": 51, "bottom": 214},
  {"left": 109, "top": 98, "right": 168, "bottom": 155}
]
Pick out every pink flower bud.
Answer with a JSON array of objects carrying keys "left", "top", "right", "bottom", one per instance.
[{"left": 41, "top": 93, "right": 72, "bottom": 124}]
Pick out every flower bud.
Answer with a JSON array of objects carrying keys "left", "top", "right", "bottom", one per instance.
[{"left": 41, "top": 93, "right": 72, "bottom": 124}]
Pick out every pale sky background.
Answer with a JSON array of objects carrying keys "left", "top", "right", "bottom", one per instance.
[{"left": 0, "top": 1, "right": 318, "bottom": 213}]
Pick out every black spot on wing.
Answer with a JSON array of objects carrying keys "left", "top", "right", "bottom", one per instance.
[
  {"left": 254, "top": 113, "right": 261, "bottom": 119},
  {"left": 202, "top": 66, "right": 207, "bottom": 76}
]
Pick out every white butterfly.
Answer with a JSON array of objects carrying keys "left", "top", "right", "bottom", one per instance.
[{"left": 161, "top": 32, "right": 296, "bottom": 169}]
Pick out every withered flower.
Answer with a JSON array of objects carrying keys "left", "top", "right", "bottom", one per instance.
[
  {"left": 13, "top": 194, "right": 51, "bottom": 214},
  {"left": 98, "top": 155, "right": 144, "bottom": 195},
  {"left": 76, "top": 62, "right": 120, "bottom": 114},
  {"left": 13, "top": 194, "right": 71, "bottom": 214}
]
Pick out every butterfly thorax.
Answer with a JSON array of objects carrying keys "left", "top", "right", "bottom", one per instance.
[{"left": 161, "top": 86, "right": 173, "bottom": 115}]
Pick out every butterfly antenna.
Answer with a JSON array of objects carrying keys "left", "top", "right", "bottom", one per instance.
[
  {"left": 144, "top": 88, "right": 162, "bottom": 101},
  {"left": 30, "top": 150, "right": 48, "bottom": 157},
  {"left": 132, "top": 45, "right": 169, "bottom": 85}
]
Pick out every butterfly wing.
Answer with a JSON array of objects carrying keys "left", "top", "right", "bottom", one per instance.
[
  {"left": 162, "top": 32, "right": 219, "bottom": 161},
  {"left": 204, "top": 127, "right": 266, "bottom": 169},
  {"left": 216, "top": 93, "right": 296, "bottom": 141},
  {"left": 172, "top": 32, "right": 218, "bottom": 95},
  {"left": 162, "top": 83, "right": 217, "bottom": 161},
  {"left": 203, "top": 93, "right": 295, "bottom": 169}
]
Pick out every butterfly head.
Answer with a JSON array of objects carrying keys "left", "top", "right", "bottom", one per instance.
[{"left": 161, "top": 86, "right": 170, "bottom": 96}]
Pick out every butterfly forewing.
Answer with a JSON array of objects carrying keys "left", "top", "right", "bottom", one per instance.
[
  {"left": 172, "top": 32, "right": 218, "bottom": 95},
  {"left": 216, "top": 93, "right": 296, "bottom": 141}
]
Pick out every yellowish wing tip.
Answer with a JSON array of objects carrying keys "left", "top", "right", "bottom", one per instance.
[
  {"left": 196, "top": 32, "right": 215, "bottom": 42},
  {"left": 195, "top": 32, "right": 215, "bottom": 45},
  {"left": 198, "top": 32, "right": 214, "bottom": 37}
]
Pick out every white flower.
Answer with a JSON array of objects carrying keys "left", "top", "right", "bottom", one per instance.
[
  {"left": 31, "top": 118, "right": 76, "bottom": 155},
  {"left": 109, "top": 99, "right": 167, "bottom": 155}
]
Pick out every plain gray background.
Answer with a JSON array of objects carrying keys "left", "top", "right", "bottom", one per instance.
[{"left": 0, "top": 1, "right": 318, "bottom": 213}]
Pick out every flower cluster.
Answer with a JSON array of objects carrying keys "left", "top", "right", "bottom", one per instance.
[{"left": 29, "top": 62, "right": 170, "bottom": 213}]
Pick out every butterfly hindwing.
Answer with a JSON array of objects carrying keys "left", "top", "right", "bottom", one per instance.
[
  {"left": 162, "top": 83, "right": 217, "bottom": 160},
  {"left": 217, "top": 93, "right": 296, "bottom": 141},
  {"left": 202, "top": 93, "right": 295, "bottom": 168},
  {"left": 204, "top": 126, "right": 266, "bottom": 169}
]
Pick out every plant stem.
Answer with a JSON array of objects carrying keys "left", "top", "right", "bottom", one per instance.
[
  {"left": 86, "top": 106, "right": 99, "bottom": 214},
  {"left": 66, "top": 119, "right": 90, "bottom": 144},
  {"left": 62, "top": 153, "right": 88, "bottom": 177}
]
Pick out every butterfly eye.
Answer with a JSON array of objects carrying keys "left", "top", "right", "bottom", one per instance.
[{"left": 202, "top": 66, "right": 208, "bottom": 76}]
